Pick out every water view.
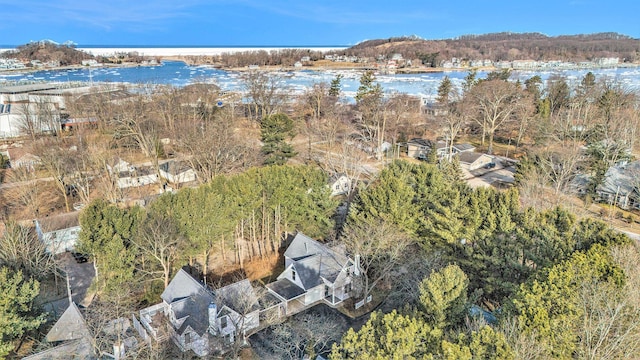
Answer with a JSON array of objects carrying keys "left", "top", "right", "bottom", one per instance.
[{"left": 2, "top": 60, "right": 640, "bottom": 101}]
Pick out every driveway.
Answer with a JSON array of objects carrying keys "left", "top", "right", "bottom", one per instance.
[{"left": 43, "top": 252, "right": 96, "bottom": 316}]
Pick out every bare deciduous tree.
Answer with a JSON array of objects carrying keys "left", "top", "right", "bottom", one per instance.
[
  {"left": 242, "top": 71, "right": 287, "bottom": 121},
  {"left": 465, "top": 79, "right": 532, "bottom": 154},
  {"left": 0, "top": 222, "right": 58, "bottom": 280},
  {"left": 341, "top": 218, "right": 413, "bottom": 301},
  {"left": 133, "top": 212, "right": 182, "bottom": 288}
]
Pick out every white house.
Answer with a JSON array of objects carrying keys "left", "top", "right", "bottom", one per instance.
[
  {"left": 107, "top": 159, "right": 159, "bottom": 189},
  {"left": 7, "top": 147, "right": 41, "bottom": 170},
  {"left": 209, "top": 279, "right": 261, "bottom": 346},
  {"left": 34, "top": 211, "right": 81, "bottom": 254},
  {"left": 266, "top": 233, "right": 356, "bottom": 315},
  {"left": 329, "top": 173, "right": 352, "bottom": 197},
  {"left": 458, "top": 152, "right": 495, "bottom": 171},
  {"left": 159, "top": 160, "right": 197, "bottom": 185},
  {"left": 138, "top": 269, "right": 263, "bottom": 357}
]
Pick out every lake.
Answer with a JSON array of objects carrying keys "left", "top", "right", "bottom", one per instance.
[{"left": 1, "top": 60, "right": 639, "bottom": 102}]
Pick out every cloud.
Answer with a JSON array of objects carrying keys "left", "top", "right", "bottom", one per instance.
[{"left": 0, "top": 0, "right": 206, "bottom": 32}]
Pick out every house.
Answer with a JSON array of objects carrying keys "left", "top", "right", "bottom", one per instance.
[
  {"left": 329, "top": 173, "right": 352, "bottom": 196},
  {"left": 7, "top": 147, "right": 41, "bottom": 170},
  {"left": 408, "top": 139, "right": 474, "bottom": 160},
  {"left": 138, "top": 269, "right": 264, "bottom": 357},
  {"left": 25, "top": 301, "right": 138, "bottom": 360},
  {"left": 35, "top": 211, "right": 81, "bottom": 254},
  {"left": 406, "top": 138, "right": 432, "bottom": 159},
  {"left": 209, "top": 279, "right": 260, "bottom": 345},
  {"left": 266, "top": 233, "right": 356, "bottom": 316},
  {"left": 159, "top": 160, "right": 197, "bottom": 184},
  {"left": 146, "top": 268, "right": 215, "bottom": 356},
  {"left": 23, "top": 302, "right": 94, "bottom": 360},
  {"left": 596, "top": 161, "right": 640, "bottom": 210},
  {"left": 457, "top": 152, "right": 495, "bottom": 171},
  {"left": 452, "top": 143, "right": 476, "bottom": 154},
  {"left": 107, "top": 159, "right": 159, "bottom": 189}
]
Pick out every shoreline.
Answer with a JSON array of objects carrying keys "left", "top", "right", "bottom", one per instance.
[{"left": 1, "top": 59, "right": 639, "bottom": 81}]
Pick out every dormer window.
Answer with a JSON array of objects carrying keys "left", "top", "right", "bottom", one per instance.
[{"left": 291, "top": 267, "right": 296, "bottom": 281}]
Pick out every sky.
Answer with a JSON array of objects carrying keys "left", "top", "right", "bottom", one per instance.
[{"left": 0, "top": 0, "right": 638, "bottom": 46}]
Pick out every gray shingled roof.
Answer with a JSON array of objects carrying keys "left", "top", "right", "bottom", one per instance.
[
  {"left": 284, "top": 233, "right": 350, "bottom": 289},
  {"left": 598, "top": 161, "right": 640, "bottom": 195},
  {"left": 214, "top": 279, "right": 260, "bottom": 314},
  {"left": 23, "top": 338, "right": 93, "bottom": 360},
  {"left": 159, "top": 160, "right": 193, "bottom": 176},
  {"left": 45, "top": 302, "right": 91, "bottom": 343},
  {"left": 407, "top": 138, "right": 431, "bottom": 148},
  {"left": 162, "top": 268, "right": 215, "bottom": 336}
]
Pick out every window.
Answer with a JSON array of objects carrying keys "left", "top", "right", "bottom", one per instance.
[
  {"left": 324, "top": 285, "right": 330, "bottom": 297},
  {"left": 220, "top": 316, "right": 228, "bottom": 329},
  {"left": 0, "top": 105, "right": 3, "bottom": 113},
  {"left": 184, "top": 332, "right": 191, "bottom": 344},
  {"left": 344, "top": 283, "right": 352, "bottom": 294},
  {"left": 291, "top": 267, "right": 296, "bottom": 281},
  {"left": 5, "top": 104, "right": 10, "bottom": 114}
]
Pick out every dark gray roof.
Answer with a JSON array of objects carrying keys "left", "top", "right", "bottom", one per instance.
[
  {"left": 284, "top": 233, "right": 346, "bottom": 263},
  {"left": 162, "top": 268, "right": 214, "bottom": 336},
  {"left": 159, "top": 160, "right": 193, "bottom": 176},
  {"left": 284, "top": 233, "right": 350, "bottom": 289},
  {"left": 23, "top": 338, "right": 93, "bottom": 360},
  {"left": 598, "top": 161, "right": 640, "bottom": 195},
  {"left": 407, "top": 138, "right": 431, "bottom": 148},
  {"left": 214, "top": 279, "right": 260, "bottom": 314},
  {"left": 45, "top": 302, "right": 90, "bottom": 343},
  {"left": 266, "top": 278, "right": 305, "bottom": 300}
]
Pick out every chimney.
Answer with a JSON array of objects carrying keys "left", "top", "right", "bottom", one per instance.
[
  {"left": 208, "top": 302, "right": 218, "bottom": 334},
  {"left": 354, "top": 254, "right": 361, "bottom": 276}
]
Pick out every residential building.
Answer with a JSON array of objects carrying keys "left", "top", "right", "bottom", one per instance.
[
  {"left": 34, "top": 211, "right": 81, "bottom": 254},
  {"left": 107, "top": 159, "right": 159, "bottom": 189},
  {"left": 596, "top": 160, "right": 640, "bottom": 210},
  {"left": 266, "top": 233, "right": 357, "bottom": 315},
  {"left": 137, "top": 269, "right": 266, "bottom": 357},
  {"left": 457, "top": 152, "right": 495, "bottom": 171},
  {"left": 159, "top": 160, "right": 197, "bottom": 185},
  {"left": 329, "top": 173, "right": 352, "bottom": 197}
]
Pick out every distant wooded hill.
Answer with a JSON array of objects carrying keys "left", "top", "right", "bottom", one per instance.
[
  {"left": 344, "top": 32, "right": 640, "bottom": 64},
  {"left": 1, "top": 42, "right": 94, "bottom": 66}
]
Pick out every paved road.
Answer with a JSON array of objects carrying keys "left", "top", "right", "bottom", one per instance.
[{"left": 43, "top": 252, "right": 96, "bottom": 316}]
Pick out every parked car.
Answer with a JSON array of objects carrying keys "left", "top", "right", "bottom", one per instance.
[{"left": 72, "top": 252, "right": 88, "bottom": 263}]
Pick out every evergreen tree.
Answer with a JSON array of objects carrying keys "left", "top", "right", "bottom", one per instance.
[
  {"left": 419, "top": 264, "right": 469, "bottom": 328},
  {"left": 436, "top": 76, "right": 453, "bottom": 105},
  {"left": 328, "top": 74, "right": 343, "bottom": 97},
  {"left": 330, "top": 310, "right": 442, "bottom": 359},
  {"left": 0, "top": 267, "right": 45, "bottom": 359},
  {"left": 260, "top": 113, "right": 297, "bottom": 165},
  {"left": 78, "top": 199, "right": 142, "bottom": 293}
]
